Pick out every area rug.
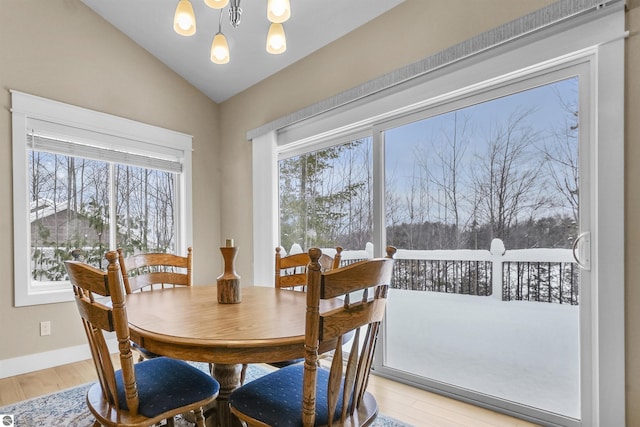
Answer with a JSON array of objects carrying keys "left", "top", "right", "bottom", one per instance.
[{"left": 0, "top": 363, "right": 411, "bottom": 427}]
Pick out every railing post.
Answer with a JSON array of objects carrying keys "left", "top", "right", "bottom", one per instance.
[{"left": 490, "top": 239, "right": 505, "bottom": 300}]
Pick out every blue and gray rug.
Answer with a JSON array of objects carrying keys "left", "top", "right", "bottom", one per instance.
[{"left": 0, "top": 363, "right": 411, "bottom": 426}]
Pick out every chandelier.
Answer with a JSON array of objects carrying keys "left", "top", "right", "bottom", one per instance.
[{"left": 173, "top": 0, "right": 291, "bottom": 65}]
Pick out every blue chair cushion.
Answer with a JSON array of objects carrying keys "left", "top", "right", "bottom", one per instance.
[
  {"left": 229, "top": 364, "right": 344, "bottom": 427},
  {"left": 115, "top": 357, "right": 219, "bottom": 418}
]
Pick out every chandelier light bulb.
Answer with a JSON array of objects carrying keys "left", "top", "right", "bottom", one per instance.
[
  {"left": 173, "top": 0, "right": 196, "bottom": 36},
  {"left": 267, "top": 0, "right": 291, "bottom": 23},
  {"left": 204, "top": 0, "right": 229, "bottom": 8},
  {"left": 211, "top": 32, "right": 230, "bottom": 64},
  {"left": 266, "top": 23, "right": 286, "bottom": 54}
]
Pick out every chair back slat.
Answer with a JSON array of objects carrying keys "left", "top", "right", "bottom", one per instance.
[
  {"left": 275, "top": 247, "right": 337, "bottom": 290},
  {"left": 279, "top": 252, "right": 310, "bottom": 269},
  {"left": 65, "top": 251, "right": 140, "bottom": 416},
  {"left": 328, "top": 335, "right": 347, "bottom": 422},
  {"left": 130, "top": 271, "right": 190, "bottom": 288},
  {"left": 277, "top": 272, "right": 307, "bottom": 288},
  {"left": 75, "top": 297, "right": 115, "bottom": 332},
  {"left": 117, "top": 247, "right": 193, "bottom": 294},
  {"left": 320, "top": 258, "right": 395, "bottom": 300},
  {"left": 302, "top": 246, "right": 395, "bottom": 427},
  {"left": 125, "top": 252, "right": 190, "bottom": 270},
  {"left": 82, "top": 318, "right": 119, "bottom": 406},
  {"left": 319, "top": 298, "right": 386, "bottom": 341},
  {"left": 66, "top": 261, "right": 111, "bottom": 297},
  {"left": 354, "top": 322, "right": 379, "bottom": 408}
]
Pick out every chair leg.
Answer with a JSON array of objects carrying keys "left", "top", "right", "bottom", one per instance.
[
  {"left": 240, "top": 364, "right": 247, "bottom": 385},
  {"left": 194, "top": 407, "right": 206, "bottom": 427},
  {"left": 166, "top": 417, "right": 175, "bottom": 427}
]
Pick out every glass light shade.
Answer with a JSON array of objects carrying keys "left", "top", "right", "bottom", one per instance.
[
  {"left": 204, "top": 0, "right": 229, "bottom": 9},
  {"left": 211, "top": 32, "right": 230, "bottom": 64},
  {"left": 266, "top": 23, "right": 286, "bottom": 54},
  {"left": 173, "top": 0, "right": 196, "bottom": 36},
  {"left": 267, "top": 0, "right": 290, "bottom": 23}
]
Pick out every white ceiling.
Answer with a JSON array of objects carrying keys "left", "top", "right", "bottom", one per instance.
[{"left": 81, "top": 0, "right": 405, "bottom": 103}]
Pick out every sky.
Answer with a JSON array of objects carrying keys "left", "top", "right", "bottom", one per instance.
[{"left": 384, "top": 76, "right": 579, "bottom": 225}]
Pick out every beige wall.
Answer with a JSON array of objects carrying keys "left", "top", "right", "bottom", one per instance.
[
  {"left": 0, "top": 1, "right": 221, "bottom": 359},
  {"left": 626, "top": 0, "right": 640, "bottom": 424}
]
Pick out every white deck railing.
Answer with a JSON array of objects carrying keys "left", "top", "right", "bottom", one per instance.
[{"left": 284, "top": 239, "right": 579, "bottom": 305}]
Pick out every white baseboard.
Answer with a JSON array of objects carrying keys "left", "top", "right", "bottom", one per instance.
[{"left": 0, "top": 339, "right": 118, "bottom": 379}]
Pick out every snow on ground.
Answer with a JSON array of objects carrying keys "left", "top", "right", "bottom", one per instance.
[{"left": 385, "top": 289, "right": 580, "bottom": 419}]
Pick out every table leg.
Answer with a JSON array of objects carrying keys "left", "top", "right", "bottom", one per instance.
[{"left": 206, "top": 363, "right": 244, "bottom": 427}]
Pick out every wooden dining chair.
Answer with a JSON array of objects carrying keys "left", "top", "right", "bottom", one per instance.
[
  {"left": 117, "top": 247, "right": 193, "bottom": 361},
  {"left": 117, "top": 247, "right": 193, "bottom": 294},
  {"left": 275, "top": 246, "right": 339, "bottom": 291},
  {"left": 229, "top": 246, "right": 396, "bottom": 427},
  {"left": 65, "top": 251, "right": 219, "bottom": 427},
  {"left": 270, "top": 246, "right": 343, "bottom": 368}
]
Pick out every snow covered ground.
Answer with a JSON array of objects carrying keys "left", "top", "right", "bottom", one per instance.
[{"left": 384, "top": 289, "right": 580, "bottom": 419}]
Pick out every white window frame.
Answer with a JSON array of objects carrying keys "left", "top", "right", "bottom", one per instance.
[
  {"left": 252, "top": 4, "right": 625, "bottom": 426},
  {"left": 11, "top": 91, "right": 193, "bottom": 306}
]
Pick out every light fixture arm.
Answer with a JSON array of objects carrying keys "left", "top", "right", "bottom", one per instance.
[
  {"left": 229, "top": 0, "right": 242, "bottom": 28},
  {"left": 217, "top": 8, "right": 224, "bottom": 33}
]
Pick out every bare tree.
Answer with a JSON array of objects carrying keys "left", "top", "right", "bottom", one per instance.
[
  {"left": 338, "top": 140, "right": 373, "bottom": 249},
  {"left": 384, "top": 168, "right": 404, "bottom": 245},
  {"left": 473, "top": 108, "right": 547, "bottom": 242},
  {"left": 419, "top": 111, "right": 474, "bottom": 248},
  {"left": 403, "top": 161, "right": 431, "bottom": 249},
  {"left": 541, "top": 85, "right": 579, "bottom": 223}
]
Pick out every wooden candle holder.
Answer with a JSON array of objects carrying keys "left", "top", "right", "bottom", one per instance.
[{"left": 217, "top": 243, "right": 241, "bottom": 304}]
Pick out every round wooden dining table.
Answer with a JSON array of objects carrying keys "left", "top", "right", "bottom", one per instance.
[{"left": 126, "top": 285, "right": 342, "bottom": 427}]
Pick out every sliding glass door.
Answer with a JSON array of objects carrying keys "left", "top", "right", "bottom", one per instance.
[
  {"left": 377, "top": 70, "right": 588, "bottom": 425},
  {"left": 256, "top": 6, "right": 624, "bottom": 425}
]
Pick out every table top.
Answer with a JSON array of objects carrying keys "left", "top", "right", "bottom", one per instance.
[{"left": 126, "top": 285, "right": 342, "bottom": 364}]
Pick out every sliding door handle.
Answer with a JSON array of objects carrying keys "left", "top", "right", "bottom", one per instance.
[{"left": 572, "top": 231, "right": 591, "bottom": 271}]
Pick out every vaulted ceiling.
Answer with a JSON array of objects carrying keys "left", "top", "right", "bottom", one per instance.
[{"left": 82, "top": 0, "right": 405, "bottom": 103}]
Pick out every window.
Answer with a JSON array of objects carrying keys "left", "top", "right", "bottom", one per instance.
[
  {"left": 278, "top": 137, "right": 373, "bottom": 252},
  {"left": 12, "top": 91, "right": 193, "bottom": 306},
  {"left": 384, "top": 78, "right": 579, "bottom": 252},
  {"left": 379, "top": 75, "right": 583, "bottom": 420}
]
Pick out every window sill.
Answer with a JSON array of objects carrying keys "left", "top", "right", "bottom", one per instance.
[{"left": 15, "top": 286, "right": 74, "bottom": 307}]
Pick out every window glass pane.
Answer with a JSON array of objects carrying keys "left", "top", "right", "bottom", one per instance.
[
  {"left": 28, "top": 151, "right": 178, "bottom": 285},
  {"left": 279, "top": 137, "right": 373, "bottom": 252},
  {"left": 115, "top": 165, "right": 177, "bottom": 255},
  {"left": 383, "top": 77, "right": 581, "bottom": 418},
  {"left": 29, "top": 151, "right": 110, "bottom": 280},
  {"left": 385, "top": 78, "right": 578, "bottom": 252}
]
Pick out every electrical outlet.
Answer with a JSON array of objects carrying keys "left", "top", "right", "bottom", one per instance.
[{"left": 40, "top": 321, "right": 51, "bottom": 336}]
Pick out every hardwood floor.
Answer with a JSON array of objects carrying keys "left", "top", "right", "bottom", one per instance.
[
  {"left": 0, "top": 358, "right": 540, "bottom": 427},
  {"left": 366, "top": 374, "right": 539, "bottom": 426}
]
